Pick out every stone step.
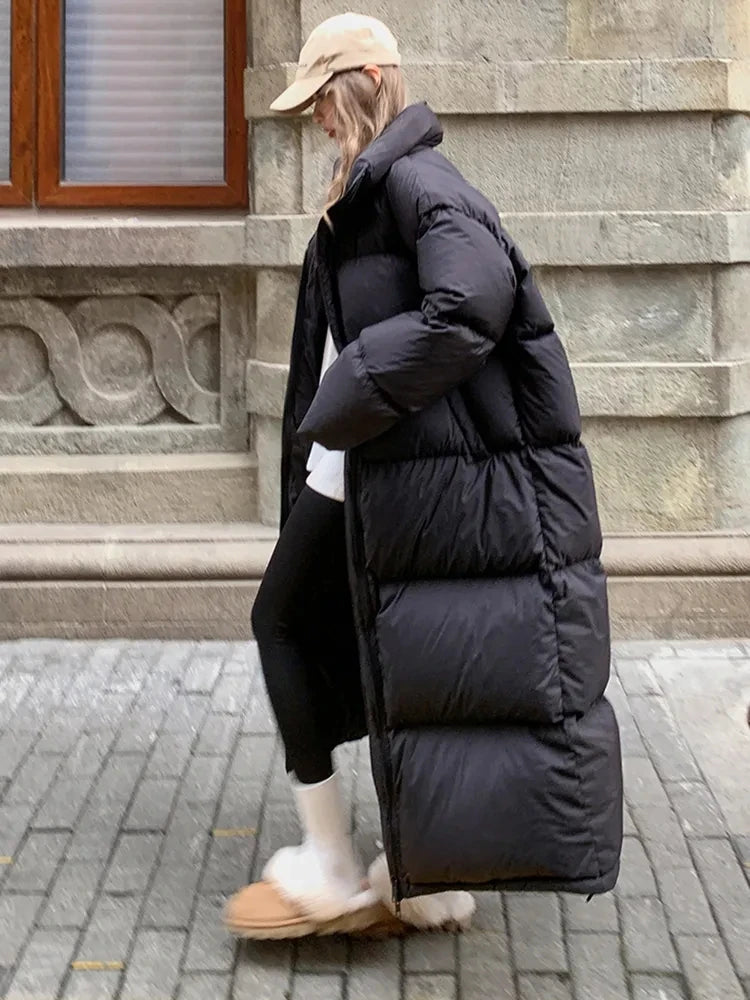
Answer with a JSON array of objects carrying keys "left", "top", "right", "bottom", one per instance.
[
  {"left": 0, "top": 527, "right": 747, "bottom": 640},
  {"left": 0, "top": 453, "right": 259, "bottom": 524}
]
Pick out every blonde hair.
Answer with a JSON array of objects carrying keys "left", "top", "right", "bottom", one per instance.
[{"left": 321, "top": 66, "right": 407, "bottom": 214}]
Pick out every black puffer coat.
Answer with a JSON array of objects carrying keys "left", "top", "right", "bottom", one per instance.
[{"left": 280, "top": 104, "right": 623, "bottom": 901}]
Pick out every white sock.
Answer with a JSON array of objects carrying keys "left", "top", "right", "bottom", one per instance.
[{"left": 263, "top": 771, "right": 374, "bottom": 920}]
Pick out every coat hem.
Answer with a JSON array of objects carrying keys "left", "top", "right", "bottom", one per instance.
[{"left": 401, "top": 859, "right": 620, "bottom": 899}]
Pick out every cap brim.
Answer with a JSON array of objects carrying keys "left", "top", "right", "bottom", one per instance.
[{"left": 270, "top": 72, "right": 334, "bottom": 114}]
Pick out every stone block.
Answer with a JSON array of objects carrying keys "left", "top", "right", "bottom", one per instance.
[
  {"left": 77, "top": 897, "right": 140, "bottom": 964},
  {"left": 253, "top": 119, "right": 302, "bottom": 215},
  {"left": 403, "top": 975, "right": 456, "bottom": 1000},
  {"left": 177, "top": 975, "right": 231, "bottom": 1000},
  {"left": 251, "top": 0, "right": 300, "bottom": 65},
  {"left": 656, "top": 866, "right": 718, "bottom": 935},
  {"left": 404, "top": 933, "right": 457, "bottom": 973},
  {"left": 642, "top": 58, "right": 735, "bottom": 111},
  {"left": 562, "top": 892, "right": 619, "bottom": 932},
  {"left": 621, "top": 897, "right": 680, "bottom": 973},
  {"left": 256, "top": 269, "right": 298, "bottom": 364},
  {"left": 568, "top": 0, "right": 712, "bottom": 58},
  {"left": 583, "top": 418, "right": 715, "bottom": 532},
  {"left": 183, "top": 897, "right": 236, "bottom": 973},
  {"left": 438, "top": 0, "right": 567, "bottom": 61},
  {"left": 124, "top": 778, "right": 179, "bottom": 832},
  {"left": 713, "top": 114, "right": 750, "bottom": 210},
  {"left": 301, "top": 0, "right": 438, "bottom": 59},
  {"left": 440, "top": 114, "right": 714, "bottom": 214},
  {"left": 608, "top": 576, "right": 750, "bottom": 640},
  {"left": 567, "top": 932, "right": 628, "bottom": 1000},
  {"left": 675, "top": 935, "right": 744, "bottom": 1000},
  {"left": 0, "top": 895, "right": 43, "bottom": 967},
  {"left": 104, "top": 833, "right": 161, "bottom": 894},
  {"left": 506, "top": 895, "right": 567, "bottom": 973},
  {"left": 120, "top": 930, "right": 185, "bottom": 1000},
  {"left": 713, "top": 0, "right": 750, "bottom": 57},
  {"left": 0, "top": 454, "right": 258, "bottom": 525},
  {"left": 39, "top": 860, "right": 106, "bottom": 929},
  {"left": 4, "top": 929, "right": 78, "bottom": 1000},
  {"left": 714, "top": 265, "right": 750, "bottom": 361},
  {"left": 406, "top": 63, "right": 501, "bottom": 113},
  {"left": 691, "top": 837, "right": 750, "bottom": 976},
  {"left": 142, "top": 864, "right": 202, "bottom": 929},
  {"left": 518, "top": 975, "right": 573, "bottom": 1000},
  {"left": 256, "top": 415, "right": 283, "bottom": 527},
  {"left": 5, "top": 832, "right": 70, "bottom": 893},
  {"left": 537, "top": 265, "right": 712, "bottom": 364},
  {"left": 296, "top": 936, "right": 349, "bottom": 973},
  {"left": 717, "top": 414, "right": 750, "bottom": 530},
  {"left": 508, "top": 59, "right": 639, "bottom": 112},
  {"left": 631, "top": 976, "right": 687, "bottom": 1000},
  {"left": 302, "top": 118, "right": 336, "bottom": 215},
  {"left": 246, "top": 360, "right": 288, "bottom": 419}
]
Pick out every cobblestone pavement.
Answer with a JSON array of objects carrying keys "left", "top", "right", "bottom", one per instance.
[{"left": 0, "top": 640, "right": 749, "bottom": 1000}]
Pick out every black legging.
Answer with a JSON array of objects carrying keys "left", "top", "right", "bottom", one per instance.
[{"left": 251, "top": 487, "right": 355, "bottom": 784}]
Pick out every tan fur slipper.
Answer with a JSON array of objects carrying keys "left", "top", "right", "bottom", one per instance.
[{"left": 224, "top": 880, "right": 409, "bottom": 940}]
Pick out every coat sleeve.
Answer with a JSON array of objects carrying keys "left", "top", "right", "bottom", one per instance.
[{"left": 296, "top": 186, "right": 517, "bottom": 450}]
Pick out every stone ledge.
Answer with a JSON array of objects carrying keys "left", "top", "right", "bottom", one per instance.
[
  {"left": 247, "top": 359, "right": 750, "bottom": 420},
  {"left": 0, "top": 522, "right": 277, "bottom": 580},
  {"left": 245, "top": 59, "right": 750, "bottom": 118},
  {"left": 2, "top": 525, "right": 747, "bottom": 581},
  {"left": 0, "top": 454, "right": 259, "bottom": 524},
  {"left": 0, "top": 212, "right": 748, "bottom": 269}
]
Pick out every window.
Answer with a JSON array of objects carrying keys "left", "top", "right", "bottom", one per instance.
[{"left": 0, "top": 0, "right": 247, "bottom": 208}]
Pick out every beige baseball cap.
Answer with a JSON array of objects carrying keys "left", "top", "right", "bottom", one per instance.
[{"left": 270, "top": 12, "right": 401, "bottom": 114}]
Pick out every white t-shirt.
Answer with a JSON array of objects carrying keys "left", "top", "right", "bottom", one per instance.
[{"left": 305, "top": 329, "right": 346, "bottom": 502}]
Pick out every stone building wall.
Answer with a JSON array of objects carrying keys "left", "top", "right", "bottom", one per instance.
[{"left": 0, "top": 0, "right": 748, "bottom": 637}]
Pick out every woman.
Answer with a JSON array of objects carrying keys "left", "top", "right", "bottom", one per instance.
[{"left": 226, "top": 12, "right": 623, "bottom": 940}]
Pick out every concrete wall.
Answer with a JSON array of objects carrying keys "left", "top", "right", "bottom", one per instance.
[{"left": 0, "top": 0, "right": 748, "bottom": 637}]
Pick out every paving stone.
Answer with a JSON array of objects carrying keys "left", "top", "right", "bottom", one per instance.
[
  {"left": 86, "top": 694, "right": 136, "bottom": 733},
  {"left": 466, "top": 891, "right": 505, "bottom": 934},
  {"left": 629, "top": 696, "right": 702, "bottom": 782},
  {"left": 66, "top": 811, "right": 122, "bottom": 862},
  {"left": 233, "top": 941, "right": 294, "bottom": 1000},
  {"left": 120, "top": 929, "right": 185, "bottom": 1000},
  {"left": 691, "top": 837, "right": 750, "bottom": 976},
  {"left": 656, "top": 866, "right": 718, "bottom": 935},
  {"left": 621, "top": 897, "right": 680, "bottom": 973},
  {"left": 160, "top": 801, "right": 214, "bottom": 868},
  {"left": 104, "top": 833, "right": 162, "bottom": 894},
  {"left": 227, "top": 734, "right": 277, "bottom": 788},
  {"left": 507, "top": 894, "right": 567, "bottom": 973},
  {"left": 124, "top": 778, "right": 179, "bottom": 831},
  {"left": 615, "top": 642, "right": 676, "bottom": 659},
  {"left": 34, "top": 714, "right": 90, "bottom": 755},
  {"left": 4, "top": 753, "right": 63, "bottom": 810},
  {"left": 623, "top": 757, "right": 670, "bottom": 809},
  {"left": 631, "top": 975, "right": 688, "bottom": 1000},
  {"left": 606, "top": 680, "right": 648, "bottom": 757},
  {"left": 0, "top": 731, "right": 36, "bottom": 780},
  {"left": 63, "top": 732, "right": 115, "bottom": 781},
  {"left": 142, "top": 864, "right": 202, "bottom": 929},
  {"left": 404, "top": 933, "right": 456, "bottom": 973},
  {"left": 161, "top": 694, "right": 210, "bottom": 735},
  {"left": 183, "top": 897, "right": 235, "bottom": 973},
  {"left": 296, "top": 935, "right": 349, "bottom": 972},
  {"left": 3, "top": 928, "right": 78, "bottom": 1000},
  {"left": 631, "top": 805, "right": 693, "bottom": 869},
  {"left": 0, "top": 895, "right": 44, "bottom": 966},
  {"left": 33, "top": 778, "right": 92, "bottom": 830},
  {"left": 568, "top": 932, "right": 629, "bottom": 1000},
  {"left": 211, "top": 674, "right": 253, "bottom": 715},
  {"left": 0, "top": 803, "right": 34, "bottom": 858},
  {"left": 5, "top": 831, "right": 69, "bottom": 892},
  {"left": 616, "top": 837, "right": 658, "bottom": 897},
  {"left": 458, "top": 926, "right": 515, "bottom": 1000},
  {"left": 616, "top": 658, "right": 664, "bottom": 696},
  {"left": 562, "top": 892, "right": 618, "bottom": 932},
  {"left": 200, "top": 835, "right": 253, "bottom": 895},
  {"left": 61, "top": 971, "right": 121, "bottom": 1000},
  {"left": 40, "top": 860, "right": 106, "bottom": 928},
  {"left": 518, "top": 973, "right": 574, "bottom": 1000},
  {"left": 144, "top": 734, "right": 196, "bottom": 779},
  {"left": 196, "top": 714, "right": 241, "bottom": 757},
  {"left": 182, "top": 654, "right": 223, "bottom": 694},
  {"left": 676, "top": 935, "right": 745, "bottom": 1000},
  {"left": 349, "top": 939, "right": 401, "bottom": 1000},
  {"left": 666, "top": 781, "right": 727, "bottom": 837},
  {"left": 213, "top": 779, "right": 263, "bottom": 835},
  {"left": 180, "top": 755, "right": 228, "bottom": 807},
  {"left": 76, "top": 896, "right": 140, "bottom": 964},
  {"left": 178, "top": 973, "right": 232, "bottom": 1000},
  {"left": 241, "top": 687, "right": 277, "bottom": 734},
  {"left": 403, "top": 974, "right": 457, "bottom": 1000}
]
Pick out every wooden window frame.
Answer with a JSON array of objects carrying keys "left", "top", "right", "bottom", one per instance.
[
  {"left": 0, "top": 0, "right": 34, "bottom": 206},
  {"left": 37, "top": 0, "right": 248, "bottom": 209}
]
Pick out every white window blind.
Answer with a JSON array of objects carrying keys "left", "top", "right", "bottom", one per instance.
[
  {"left": 63, "top": 0, "right": 225, "bottom": 185},
  {"left": 0, "top": 0, "right": 10, "bottom": 182}
]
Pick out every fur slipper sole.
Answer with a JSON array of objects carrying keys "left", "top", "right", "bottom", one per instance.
[{"left": 224, "top": 881, "right": 409, "bottom": 940}]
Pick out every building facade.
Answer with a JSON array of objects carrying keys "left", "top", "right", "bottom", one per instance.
[{"left": 0, "top": 0, "right": 748, "bottom": 637}]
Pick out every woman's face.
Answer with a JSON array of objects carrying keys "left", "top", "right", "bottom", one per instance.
[{"left": 313, "top": 91, "right": 338, "bottom": 141}]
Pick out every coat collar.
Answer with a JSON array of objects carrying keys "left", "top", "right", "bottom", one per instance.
[{"left": 330, "top": 103, "right": 443, "bottom": 214}]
